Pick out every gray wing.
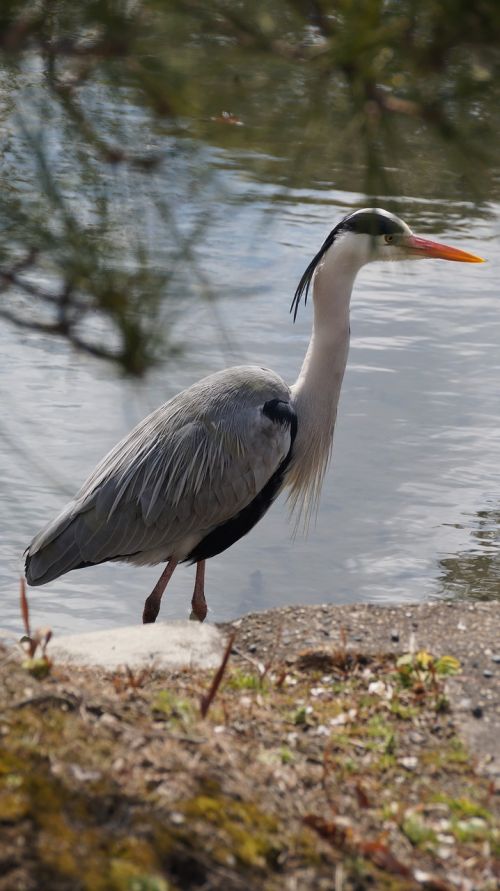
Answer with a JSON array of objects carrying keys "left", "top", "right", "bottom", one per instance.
[{"left": 26, "top": 366, "right": 292, "bottom": 585}]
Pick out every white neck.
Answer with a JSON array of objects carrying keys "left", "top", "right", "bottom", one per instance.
[{"left": 287, "top": 245, "right": 362, "bottom": 522}]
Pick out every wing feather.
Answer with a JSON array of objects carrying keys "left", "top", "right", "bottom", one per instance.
[{"left": 26, "top": 366, "right": 292, "bottom": 585}]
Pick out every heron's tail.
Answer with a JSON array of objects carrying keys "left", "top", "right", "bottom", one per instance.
[{"left": 24, "top": 502, "right": 87, "bottom": 586}]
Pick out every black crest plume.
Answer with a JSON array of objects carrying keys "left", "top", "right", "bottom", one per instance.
[{"left": 290, "top": 228, "right": 337, "bottom": 322}]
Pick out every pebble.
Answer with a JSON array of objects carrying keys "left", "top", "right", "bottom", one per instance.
[
  {"left": 399, "top": 756, "right": 418, "bottom": 771},
  {"left": 99, "top": 713, "right": 118, "bottom": 727},
  {"left": 315, "top": 725, "right": 330, "bottom": 736},
  {"left": 472, "top": 706, "right": 484, "bottom": 719},
  {"left": 483, "top": 669, "right": 493, "bottom": 679},
  {"left": 390, "top": 630, "right": 399, "bottom": 643},
  {"left": 492, "top": 654, "right": 500, "bottom": 664},
  {"left": 436, "top": 833, "right": 455, "bottom": 846}
]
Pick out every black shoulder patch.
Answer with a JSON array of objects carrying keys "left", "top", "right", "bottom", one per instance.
[{"left": 262, "top": 398, "right": 298, "bottom": 437}]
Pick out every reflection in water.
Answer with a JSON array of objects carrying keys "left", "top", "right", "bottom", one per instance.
[{"left": 438, "top": 509, "right": 500, "bottom": 601}]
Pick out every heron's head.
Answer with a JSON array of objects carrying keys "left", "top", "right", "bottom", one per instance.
[{"left": 291, "top": 207, "right": 484, "bottom": 321}]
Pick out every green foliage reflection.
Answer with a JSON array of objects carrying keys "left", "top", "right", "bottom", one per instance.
[{"left": 0, "top": 0, "right": 499, "bottom": 372}]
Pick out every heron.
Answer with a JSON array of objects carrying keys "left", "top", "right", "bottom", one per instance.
[{"left": 25, "top": 208, "right": 483, "bottom": 623}]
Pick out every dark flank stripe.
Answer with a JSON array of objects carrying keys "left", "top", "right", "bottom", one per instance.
[{"left": 185, "top": 399, "right": 298, "bottom": 564}]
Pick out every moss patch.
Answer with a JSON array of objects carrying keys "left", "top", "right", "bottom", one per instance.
[{"left": 0, "top": 638, "right": 498, "bottom": 891}]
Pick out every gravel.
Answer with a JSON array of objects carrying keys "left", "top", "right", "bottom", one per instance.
[{"left": 224, "top": 599, "right": 500, "bottom": 775}]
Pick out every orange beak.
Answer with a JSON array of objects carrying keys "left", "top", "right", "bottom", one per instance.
[{"left": 405, "top": 234, "right": 484, "bottom": 263}]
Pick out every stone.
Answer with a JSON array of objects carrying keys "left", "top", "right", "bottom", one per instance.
[{"left": 49, "top": 621, "right": 226, "bottom": 671}]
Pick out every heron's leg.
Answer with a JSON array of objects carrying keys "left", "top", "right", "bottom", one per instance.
[
  {"left": 142, "top": 558, "right": 178, "bottom": 624},
  {"left": 189, "top": 560, "right": 207, "bottom": 622}
]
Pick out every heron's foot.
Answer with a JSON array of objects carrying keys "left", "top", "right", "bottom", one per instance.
[
  {"left": 189, "top": 609, "right": 204, "bottom": 622},
  {"left": 142, "top": 593, "right": 160, "bottom": 624},
  {"left": 190, "top": 559, "right": 207, "bottom": 622},
  {"left": 190, "top": 593, "right": 208, "bottom": 623}
]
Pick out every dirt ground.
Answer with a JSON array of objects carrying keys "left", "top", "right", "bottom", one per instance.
[{"left": 0, "top": 600, "right": 499, "bottom": 891}]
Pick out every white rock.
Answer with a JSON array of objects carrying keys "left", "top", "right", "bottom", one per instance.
[
  {"left": 315, "top": 725, "right": 330, "bottom": 736},
  {"left": 399, "top": 756, "right": 418, "bottom": 771},
  {"left": 368, "top": 680, "right": 394, "bottom": 700},
  {"left": 49, "top": 621, "right": 226, "bottom": 670},
  {"left": 330, "top": 708, "right": 357, "bottom": 726}
]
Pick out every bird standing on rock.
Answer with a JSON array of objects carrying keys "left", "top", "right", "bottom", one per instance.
[{"left": 25, "top": 208, "right": 483, "bottom": 623}]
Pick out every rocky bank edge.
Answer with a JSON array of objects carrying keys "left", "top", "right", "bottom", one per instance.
[{"left": 225, "top": 600, "right": 500, "bottom": 773}]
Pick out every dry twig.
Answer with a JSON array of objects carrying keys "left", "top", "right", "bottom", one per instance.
[{"left": 200, "top": 631, "right": 236, "bottom": 719}]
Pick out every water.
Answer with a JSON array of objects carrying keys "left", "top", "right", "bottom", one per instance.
[{"left": 1, "top": 165, "right": 500, "bottom": 634}]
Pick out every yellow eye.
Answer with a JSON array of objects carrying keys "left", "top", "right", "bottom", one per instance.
[{"left": 385, "top": 234, "right": 394, "bottom": 244}]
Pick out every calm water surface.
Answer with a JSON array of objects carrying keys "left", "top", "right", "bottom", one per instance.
[{"left": 1, "top": 171, "right": 499, "bottom": 634}]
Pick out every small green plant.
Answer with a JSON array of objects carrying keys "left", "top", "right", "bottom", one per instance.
[
  {"left": 127, "top": 877, "right": 171, "bottom": 891},
  {"left": 152, "top": 691, "right": 193, "bottom": 724},
  {"left": 110, "top": 859, "right": 171, "bottom": 891},
  {"left": 227, "top": 670, "right": 262, "bottom": 691},
  {"left": 433, "top": 655, "right": 462, "bottom": 675},
  {"left": 279, "top": 747, "right": 294, "bottom": 765},
  {"left": 452, "top": 816, "right": 492, "bottom": 845},
  {"left": 293, "top": 706, "right": 309, "bottom": 726},
  {"left": 389, "top": 699, "right": 418, "bottom": 720},
  {"left": 395, "top": 650, "right": 460, "bottom": 696},
  {"left": 434, "top": 694, "right": 450, "bottom": 714},
  {"left": 431, "top": 794, "right": 493, "bottom": 821},
  {"left": 401, "top": 815, "right": 438, "bottom": 850}
]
